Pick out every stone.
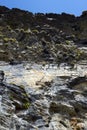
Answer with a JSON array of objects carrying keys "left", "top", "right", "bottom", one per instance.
[
  {"left": 49, "top": 102, "right": 76, "bottom": 116},
  {"left": 9, "top": 59, "right": 22, "bottom": 65},
  {"left": 68, "top": 76, "right": 87, "bottom": 88},
  {"left": 0, "top": 5, "right": 87, "bottom": 130},
  {"left": 0, "top": 70, "right": 4, "bottom": 83},
  {"left": 70, "top": 117, "right": 85, "bottom": 130}
]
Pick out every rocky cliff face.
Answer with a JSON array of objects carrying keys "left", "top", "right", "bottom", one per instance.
[
  {"left": 0, "top": 63, "right": 87, "bottom": 130},
  {"left": 0, "top": 6, "right": 87, "bottom": 64},
  {"left": 0, "top": 6, "right": 87, "bottom": 130}
]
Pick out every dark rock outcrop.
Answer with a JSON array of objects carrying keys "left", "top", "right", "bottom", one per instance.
[
  {"left": 0, "top": 70, "right": 4, "bottom": 83},
  {"left": 0, "top": 6, "right": 87, "bottom": 64},
  {"left": 68, "top": 76, "right": 87, "bottom": 87}
]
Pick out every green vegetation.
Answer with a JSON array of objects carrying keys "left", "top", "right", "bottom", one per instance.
[
  {"left": 16, "top": 28, "right": 31, "bottom": 33},
  {"left": 0, "top": 34, "right": 4, "bottom": 38},
  {"left": 32, "top": 29, "right": 39, "bottom": 34},
  {"left": 23, "top": 102, "right": 30, "bottom": 109},
  {"left": 9, "top": 94, "right": 14, "bottom": 101},
  {"left": 3, "top": 37, "right": 17, "bottom": 43},
  {"left": 6, "top": 25, "right": 12, "bottom": 31},
  {"left": 65, "top": 40, "right": 71, "bottom": 45}
]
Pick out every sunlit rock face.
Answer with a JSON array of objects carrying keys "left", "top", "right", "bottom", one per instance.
[
  {"left": 0, "top": 71, "right": 30, "bottom": 130},
  {"left": 0, "top": 62, "right": 87, "bottom": 88},
  {"left": 0, "top": 62, "right": 87, "bottom": 130}
]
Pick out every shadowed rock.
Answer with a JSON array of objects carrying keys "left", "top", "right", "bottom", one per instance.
[{"left": 0, "top": 70, "right": 4, "bottom": 83}]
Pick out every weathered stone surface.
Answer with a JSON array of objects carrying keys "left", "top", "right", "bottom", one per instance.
[
  {"left": 0, "top": 6, "right": 87, "bottom": 130},
  {"left": 0, "top": 72, "right": 30, "bottom": 129}
]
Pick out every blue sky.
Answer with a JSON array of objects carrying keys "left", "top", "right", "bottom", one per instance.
[{"left": 0, "top": 0, "right": 87, "bottom": 16}]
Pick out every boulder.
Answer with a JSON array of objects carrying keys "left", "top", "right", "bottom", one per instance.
[
  {"left": 49, "top": 102, "right": 76, "bottom": 116},
  {"left": 68, "top": 76, "right": 87, "bottom": 88}
]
